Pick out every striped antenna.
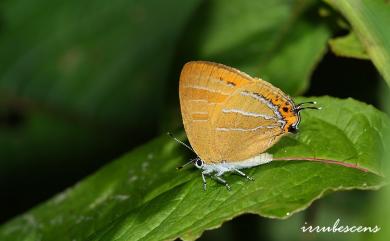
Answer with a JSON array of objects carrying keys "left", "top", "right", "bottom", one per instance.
[
  {"left": 176, "top": 159, "right": 196, "bottom": 170},
  {"left": 167, "top": 132, "right": 195, "bottom": 153},
  {"left": 167, "top": 132, "right": 197, "bottom": 170},
  {"left": 296, "top": 101, "right": 321, "bottom": 112}
]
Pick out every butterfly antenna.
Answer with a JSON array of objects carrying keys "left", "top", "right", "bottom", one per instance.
[
  {"left": 176, "top": 159, "right": 196, "bottom": 170},
  {"left": 297, "top": 101, "right": 316, "bottom": 106},
  {"left": 296, "top": 101, "right": 322, "bottom": 111},
  {"left": 167, "top": 132, "right": 195, "bottom": 154},
  {"left": 300, "top": 106, "right": 322, "bottom": 110},
  {"left": 167, "top": 132, "right": 198, "bottom": 170}
]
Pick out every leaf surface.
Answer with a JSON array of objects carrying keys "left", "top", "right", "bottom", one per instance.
[
  {"left": 0, "top": 96, "right": 388, "bottom": 241},
  {"left": 329, "top": 32, "right": 370, "bottom": 60},
  {"left": 324, "top": 0, "right": 390, "bottom": 86}
]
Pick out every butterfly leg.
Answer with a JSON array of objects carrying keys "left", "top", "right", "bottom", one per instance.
[
  {"left": 201, "top": 172, "right": 207, "bottom": 191},
  {"left": 233, "top": 169, "right": 254, "bottom": 181},
  {"left": 201, "top": 169, "right": 213, "bottom": 191},
  {"left": 212, "top": 175, "right": 231, "bottom": 191}
]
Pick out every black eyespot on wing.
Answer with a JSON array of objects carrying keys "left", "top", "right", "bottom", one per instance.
[
  {"left": 227, "top": 81, "right": 236, "bottom": 86},
  {"left": 282, "top": 107, "right": 289, "bottom": 112},
  {"left": 219, "top": 76, "right": 236, "bottom": 86},
  {"left": 288, "top": 125, "right": 298, "bottom": 133}
]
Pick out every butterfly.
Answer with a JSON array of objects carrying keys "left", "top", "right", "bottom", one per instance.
[{"left": 177, "top": 61, "right": 318, "bottom": 190}]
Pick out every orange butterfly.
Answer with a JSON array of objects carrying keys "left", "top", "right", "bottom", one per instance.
[{"left": 178, "top": 61, "right": 318, "bottom": 190}]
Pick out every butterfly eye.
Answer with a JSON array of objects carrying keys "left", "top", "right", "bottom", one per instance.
[{"left": 195, "top": 159, "right": 203, "bottom": 168}]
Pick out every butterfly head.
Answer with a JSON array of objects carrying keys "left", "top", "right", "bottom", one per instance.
[
  {"left": 194, "top": 158, "right": 204, "bottom": 169},
  {"left": 287, "top": 101, "right": 320, "bottom": 133},
  {"left": 176, "top": 157, "right": 204, "bottom": 170}
]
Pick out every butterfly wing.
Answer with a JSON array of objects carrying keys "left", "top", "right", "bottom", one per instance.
[
  {"left": 179, "top": 61, "right": 251, "bottom": 163},
  {"left": 211, "top": 78, "right": 291, "bottom": 162}
]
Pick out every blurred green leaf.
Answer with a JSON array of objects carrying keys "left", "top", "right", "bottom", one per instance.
[
  {"left": 182, "top": 0, "right": 332, "bottom": 95},
  {"left": 324, "top": 0, "right": 390, "bottom": 86},
  {"left": 0, "top": 0, "right": 200, "bottom": 125},
  {"left": 0, "top": 96, "right": 388, "bottom": 241},
  {"left": 329, "top": 31, "right": 370, "bottom": 60},
  {"left": 0, "top": 0, "right": 201, "bottom": 183},
  {"left": 370, "top": 83, "right": 390, "bottom": 241}
]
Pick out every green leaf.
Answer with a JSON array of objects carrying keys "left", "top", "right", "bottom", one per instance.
[
  {"left": 0, "top": 0, "right": 200, "bottom": 126},
  {"left": 0, "top": 96, "right": 388, "bottom": 241},
  {"left": 182, "top": 0, "right": 332, "bottom": 95},
  {"left": 329, "top": 31, "right": 370, "bottom": 60},
  {"left": 324, "top": 0, "right": 390, "bottom": 86},
  {"left": 0, "top": 0, "right": 201, "bottom": 177},
  {"left": 370, "top": 94, "right": 390, "bottom": 241}
]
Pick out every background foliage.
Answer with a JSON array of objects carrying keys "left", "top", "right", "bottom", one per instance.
[{"left": 0, "top": 0, "right": 389, "bottom": 240}]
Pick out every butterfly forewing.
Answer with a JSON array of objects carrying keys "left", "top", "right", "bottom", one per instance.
[{"left": 180, "top": 61, "right": 292, "bottom": 164}]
